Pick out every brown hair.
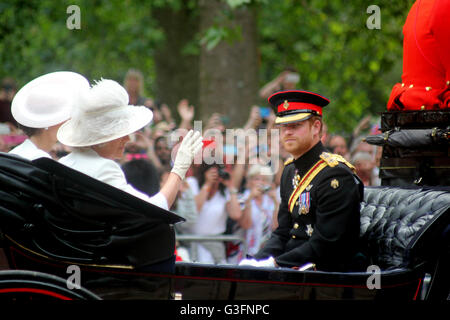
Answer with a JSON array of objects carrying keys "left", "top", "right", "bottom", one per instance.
[
  {"left": 18, "top": 123, "right": 43, "bottom": 137},
  {"left": 307, "top": 115, "right": 323, "bottom": 137}
]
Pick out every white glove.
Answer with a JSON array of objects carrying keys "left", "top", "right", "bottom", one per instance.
[
  {"left": 239, "top": 258, "right": 258, "bottom": 266},
  {"left": 171, "top": 130, "right": 203, "bottom": 180},
  {"left": 254, "top": 256, "right": 276, "bottom": 267},
  {"left": 239, "top": 256, "right": 276, "bottom": 268}
]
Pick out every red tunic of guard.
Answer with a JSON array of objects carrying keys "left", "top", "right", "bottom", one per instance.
[{"left": 387, "top": 0, "right": 450, "bottom": 111}]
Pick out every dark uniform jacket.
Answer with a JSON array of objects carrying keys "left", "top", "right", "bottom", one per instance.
[{"left": 254, "top": 142, "right": 364, "bottom": 271}]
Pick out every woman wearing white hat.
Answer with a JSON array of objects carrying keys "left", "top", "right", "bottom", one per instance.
[
  {"left": 9, "top": 71, "right": 90, "bottom": 160},
  {"left": 57, "top": 79, "right": 203, "bottom": 210}
]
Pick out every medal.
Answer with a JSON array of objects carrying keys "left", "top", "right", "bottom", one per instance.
[
  {"left": 292, "top": 170, "right": 301, "bottom": 188},
  {"left": 298, "top": 192, "right": 310, "bottom": 215},
  {"left": 300, "top": 206, "right": 308, "bottom": 215},
  {"left": 306, "top": 224, "right": 314, "bottom": 237}
]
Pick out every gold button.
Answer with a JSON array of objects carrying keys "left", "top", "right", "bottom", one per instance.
[
  {"left": 292, "top": 235, "right": 296, "bottom": 239},
  {"left": 421, "top": 105, "right": 425, "bottom": 110},
  {"left": 401, "top": 83, "right": 405, "bottom": 87},
  {"left": 447, "top": 80, "right": 450, "bottom": 85},
  {"left": 426, "top": 86, "right": 431, "bottom": 91},
  {"left": 409, "top": 84, "right": 414, "bottom": 88},
  {"left": 294, "top": 223, "right": 299, "bottom": 229}
]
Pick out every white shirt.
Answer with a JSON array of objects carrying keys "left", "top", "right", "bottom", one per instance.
[
  {"left": 59, "top": 148, "right": 168, "bottom": 210},
  {"left": 241, "top": 189, "right": 276, "bottom": 256},
  {"left": 186, "top": 176, "right": 230, "bottom": 235},
  {"left": 9, "top": 139, "right": 52, "bottom": 161}
]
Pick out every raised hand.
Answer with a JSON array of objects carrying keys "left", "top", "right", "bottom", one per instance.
[
  {"left": 171, "top": 130, "right": 203, "bottom": 180},
  {"left": 177, "top": 99, "right": 194, "bottom": 122}
]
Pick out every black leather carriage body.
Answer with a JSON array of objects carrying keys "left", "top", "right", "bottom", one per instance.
[
  {"left": 0, "top": 153, "right": 448, "bottom": 300},
  {"left": 0, "top": 153, "right": 184, "bottom": 269}
]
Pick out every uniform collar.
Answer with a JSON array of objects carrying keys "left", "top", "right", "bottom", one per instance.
[{"left": 292, "top": 141, "right": 325, "bottom": 175}]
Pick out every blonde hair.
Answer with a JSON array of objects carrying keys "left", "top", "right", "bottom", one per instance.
[
  {"left": 247, "top": 164, "right": 274, "bottom": 181},
  {"left": 124, "top": 69, "right": 144, "bottom": 96}
]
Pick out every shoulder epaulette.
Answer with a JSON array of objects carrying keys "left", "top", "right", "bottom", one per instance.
[
  {"left": 319, "top": 152, "right": 339, "bottom": 167},
  {"left": 284, "top": 158, "right": 294, "bottom": 166},
  {"left": 320, "top": 152, "right": 356, "bottom": 173}
]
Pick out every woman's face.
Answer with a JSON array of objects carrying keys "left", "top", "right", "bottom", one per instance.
[
  {"left": 249, "top": 174, "right": 270, "bottom": 190},
  {"left": 93, "top": 135, "right": 131, "bottom": 160}
]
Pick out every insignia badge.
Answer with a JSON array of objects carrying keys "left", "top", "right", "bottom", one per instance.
[
  {"left": 298, "top": 192, "right": 310, "bottom": 215},
  {"left": 306, "top": 224, "right": 314, "bottom": 237},
  {"left": 283, "top": 100, "right": 289, "bottom": 109},
  {"left": 305, "top": 184, "right": 313, "bottom": 192},
  {"left": 292, "top": 171, "right": 301, "bottom": 188},
  {"left": 330, "top": 179, "right": 339, "bottom": 189}
]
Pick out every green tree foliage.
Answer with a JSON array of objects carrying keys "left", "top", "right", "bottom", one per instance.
[
  {"left": 0, "top": 0, "right": 162, "bottom": 95},
  {"left": 0, "top": 0, "right": 412, "bottom": 134},
  {"left": 257, "top": 0, "right": 412, "bottom": 134}
]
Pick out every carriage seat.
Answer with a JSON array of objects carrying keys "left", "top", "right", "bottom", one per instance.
[{"left": 359, "top": 186, "right": 450, "bottom": 270}]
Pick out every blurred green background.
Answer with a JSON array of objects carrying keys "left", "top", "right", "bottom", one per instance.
[{"left": 0, "top": 0, "right": 413, "bottom": 135}]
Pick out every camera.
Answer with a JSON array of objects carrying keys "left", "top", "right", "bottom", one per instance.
[
  {"left": 218, "top": 166, "right": 230, "bottom": 180},
  {"left": 260, "top": 185, "right": 271, "bottom": 193}
]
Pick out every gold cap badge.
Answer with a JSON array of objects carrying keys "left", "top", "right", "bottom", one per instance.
[{"left": 283, "top": 100, "right": 289, "bottom": 109}]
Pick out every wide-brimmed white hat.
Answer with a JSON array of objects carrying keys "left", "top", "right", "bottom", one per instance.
[
  {"left": 11, "top": 71, "right": 90, "bottom": 128},
  {"left": 57, "top": 79, "right": 153, "bottom": 147}
]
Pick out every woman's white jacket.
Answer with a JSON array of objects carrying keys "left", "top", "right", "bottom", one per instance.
[{"left": 59, "top": 148, "right": 168, "bottom": 210}]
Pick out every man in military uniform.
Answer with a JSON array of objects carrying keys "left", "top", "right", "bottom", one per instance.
[{"left": 240, "top": 90, "right": 363, "bottom": 271}]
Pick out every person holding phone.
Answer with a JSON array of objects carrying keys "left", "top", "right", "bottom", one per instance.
[
  {"left": 259, "top": 67, "right": 300, "bottom": 100},
  {"left": 185, "top": 163, "right": 242, "bottom": 263},
  {"left": 237, "top": 164, "right": 279, "bottom": 259},
  {"left": 9, "top": 72, "right": 90, "bottom": 160}
]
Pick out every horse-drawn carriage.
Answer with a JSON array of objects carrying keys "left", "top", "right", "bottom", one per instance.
[{"left": 0, "top": 110, "right": 449, "bottom": 301}]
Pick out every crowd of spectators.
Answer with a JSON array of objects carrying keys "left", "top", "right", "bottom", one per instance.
[{"left": 0, "top": 69, "right": 383, "bottom": 264}]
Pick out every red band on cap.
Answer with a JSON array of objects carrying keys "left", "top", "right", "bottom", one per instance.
[{"left": 277, "top": 102, "right": 322, "bottom": 115}]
